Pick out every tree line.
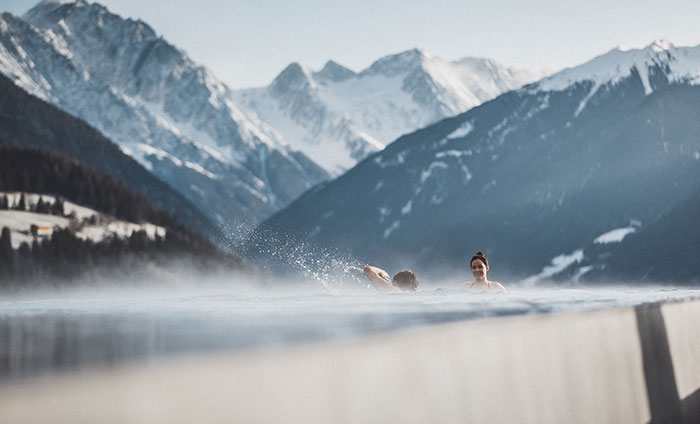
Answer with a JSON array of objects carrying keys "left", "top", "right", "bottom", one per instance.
[
  {"left": 0, "top": 146, "right": 179, "bottom": 227},
  {"left": 0, "top": 147, "right": 249, "bottom": 288},
  {"left": 0, "top": 225, "right": 246, "bottom": 288},
  {"left": 0, "top": 192, "right": 65, "bottom": 216}
]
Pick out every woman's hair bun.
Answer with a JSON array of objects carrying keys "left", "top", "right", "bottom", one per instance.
[{"left": 470, "top": 251, "right": 488, "bottom": 267}]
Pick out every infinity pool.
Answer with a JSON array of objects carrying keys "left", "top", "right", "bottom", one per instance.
[{"left": 1, "top": 284, "right": 698, "bottom": 381}]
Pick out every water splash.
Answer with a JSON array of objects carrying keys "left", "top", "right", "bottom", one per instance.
[{"left": 237, "top": 226, "right": 368, "bottom": 291}]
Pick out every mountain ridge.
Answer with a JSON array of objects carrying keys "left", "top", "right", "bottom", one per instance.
[
  {"left": 246, "top": 45, "right": 700, "bottom": 284},
  {"left": 236, "top": 47, "right": 545, "bottom": 174},
  {"left": 2, "top": 0, "right": 329, "bottom": 231}
]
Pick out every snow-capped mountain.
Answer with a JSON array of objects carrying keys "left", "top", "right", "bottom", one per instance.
[
  {"left": 235, "top": 49, "right": 544, "bottom": 175},
  {"left": 247, "top": 40, "right": 700, "bottom": 283},
  {"left": 0, "top": 0, "right": 328, "bottom": 230},
  {"left": 535, "top": 39, "right": 700, "bottom": 94}
]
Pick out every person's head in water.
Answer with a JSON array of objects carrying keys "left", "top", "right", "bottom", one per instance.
[
  {"left": 470, "top": 251, "right": 489, "bottom": 282},
  {"left": 392, "top": 270, "right": 419, "bottom": 291},
  {"left": 363, "top": 266, "right": 418, "bottom": 292}
]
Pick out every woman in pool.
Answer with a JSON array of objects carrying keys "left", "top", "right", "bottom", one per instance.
[{"left": 464, "top": 251, "right": 506, "bottom": 292}]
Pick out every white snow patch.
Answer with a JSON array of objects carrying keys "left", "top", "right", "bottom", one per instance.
[
  {"left": 383, "top": 220, "right": 400, "bottom": 239},
  {"left": 238, "top": 181, "right": 268, "bottom": 202},
  {"left": 446, "top": 121, "right": 474, "bottom": 139},
  {"left": 435, "top": 150, "right": 472, "bottom": 159},
  {"left": 374, "top": 150, "right": 408, "bottom": 168},
  {"left": 41, "top": 27, "right": 72, "bottom": 60},
  {"left": 137, "top": 144, "right": 183, "bottom": 167},
  {"left": 420, "top": 161, "right": 448, "bottom": 183},
  {"left": 429, "top": 194, "right": 445, "bottom": 205},
  {"left": 594, "top": 227, "right": 637, "bottom": 244},
  {"left": 572, "top": 265, "right": 595, "bottom": 283},
  {"left": 401, "top": 200, "right": 412, "bottom": 215},
  {"left": 184, "top": 161, "right": 217, "bottom": 179},
  {"left": 521, "top": 249, "right": 584, "bottom": 285},
  {"left": 378, "top": 207, "right": 391, "bottom": 223},
  {"left": 524, "top": 94, "right": 550, "bottom": 120},
  {"left": 574, "top": 82, "right": 600, "bottom": 117},
  {"left": 435, "top": 150, "right": 473, "bottom": 184}
]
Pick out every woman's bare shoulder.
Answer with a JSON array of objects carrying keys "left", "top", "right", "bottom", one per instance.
[{"left": 490, "top": 281, "right": 507, "bottom": 292}]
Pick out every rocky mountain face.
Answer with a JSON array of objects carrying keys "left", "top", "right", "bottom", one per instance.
[
  {"left": 0, "top": 0, "right": 328, "bottom": 232},
  {"left": 248, "top": 41, "right": 700, "bottom": 284},
  {"left": 0, "top": 71, "right": 222, "bottom": 241},
  {"left": 235, "top": 49, "right": 543, "bottom": 175}
]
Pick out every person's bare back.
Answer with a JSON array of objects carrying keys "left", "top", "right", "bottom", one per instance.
[{"left": 363, "top": 266, "right": 418, "bottom": 292}]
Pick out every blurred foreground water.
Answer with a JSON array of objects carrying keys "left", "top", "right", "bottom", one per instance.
[{"left": 1, "top": 283, "right": 699, "bottom": 381}]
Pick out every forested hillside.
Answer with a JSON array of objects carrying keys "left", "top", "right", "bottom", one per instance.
[
  {"left": 0, "top": 73, "right": 222, "bottom": 241},
  {"left": 0, "top": 147, "right": 181, "bottom": 227},
  {"left": 0, "top": 147, "right": 250, "bottom": 288}
]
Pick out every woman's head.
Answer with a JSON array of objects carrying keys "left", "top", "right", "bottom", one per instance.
[
  {"left": 470, "top": 251, "right": 489, "bottom": 268},
  {"left": 470, "top": 251, "right": 489, "bottom": 280}
]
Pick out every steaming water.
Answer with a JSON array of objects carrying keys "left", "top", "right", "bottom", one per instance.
[{"left": 1, "top": 284, "right": 698, "bottom": 381}]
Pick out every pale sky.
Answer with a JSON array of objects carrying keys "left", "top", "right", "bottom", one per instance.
[{"left": 3, "top": 0, "right": 700, "bottom": 89}]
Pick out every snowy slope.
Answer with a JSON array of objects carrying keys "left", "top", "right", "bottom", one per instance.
[
  {"left": 235, "top": 49, "right": 545, "bottom": 174},
  {"left": 0, "top": 192, "right": 165, "bottom": 249},
  {"left": 536, "top": 40, "right": 700, "bottom": 94}
]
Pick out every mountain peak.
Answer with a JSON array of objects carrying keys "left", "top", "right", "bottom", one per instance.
[
  {"left": 645, "top": 39, "right": 675, "bottom": 52},
  {"left": 24, "top": 0, "right": 84, "bottom": 20},
  {"left": 35, "top": 0, "right": 82, "bottom": 7},
  {"left": 24, "top": 0, "right": 158, "bottom": 48},
  {"left": 313, "top": 60, "right": 356, "bottom": 83},
  {"left": 363, "top": 48, "right": 428, "bottom": 77},
  {"left": 270, "top": 62, "right": 316, "bottom": 93}
]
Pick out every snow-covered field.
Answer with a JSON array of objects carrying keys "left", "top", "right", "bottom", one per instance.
[{"left": 0, "top": 192, "right": 166, "bottom": 248}]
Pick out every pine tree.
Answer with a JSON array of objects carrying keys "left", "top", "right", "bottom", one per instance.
[
  {"left": 17, "top": 242, "right": 32, "bottom": 280},
  {"left": 0, "top": 195, "right": 8, "bottom": 210},
  {"left": 51, "top": 196, "right": 65, "bottom": 216},
  {"left": 17, "top": 194, "right": 26, "bottom": 211},
  {"left": 0, "top": 227, "right": 15, "bottom": 278},
  {"left": 35, "top": 196, "right": 50, "bottom": 214}
]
